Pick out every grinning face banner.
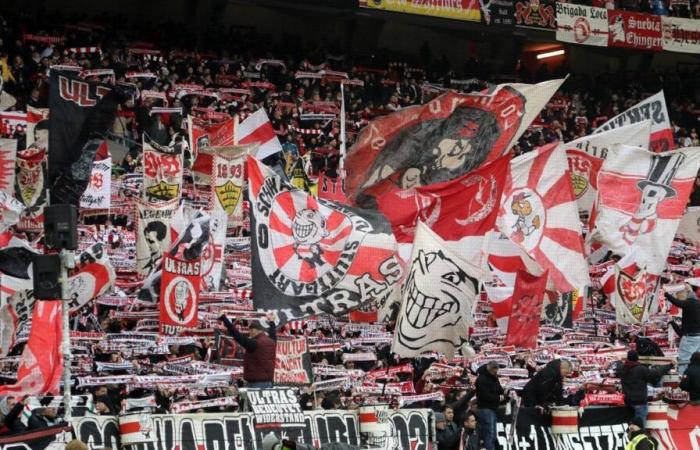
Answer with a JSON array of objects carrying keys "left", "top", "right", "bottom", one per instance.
[
  {"left": 393, "top": 221, "right": 482, "bottom": 359},
  {"left": 248, "top": 156, "right": 403, "bottom": 322}
]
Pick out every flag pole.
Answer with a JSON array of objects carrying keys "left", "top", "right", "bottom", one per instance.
[
  {"left": 60, "top": 249, "right": 75, "bottom": 426},
  {"left": 339, "top": 82, "right": 347, "bottom": 177}
]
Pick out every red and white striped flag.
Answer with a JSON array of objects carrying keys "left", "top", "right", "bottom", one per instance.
[{"left": 236, "top": 108, "right": 282, "bottom": 160}]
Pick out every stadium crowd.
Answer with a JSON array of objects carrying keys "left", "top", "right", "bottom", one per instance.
[{"left": 0, "top": 9, "right": 700, "bottom": 450}]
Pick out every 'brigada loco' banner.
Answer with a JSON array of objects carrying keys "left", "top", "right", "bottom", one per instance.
[
  {"left": 248, "top": 156, "right": 403, "bottom": 322},
  {"left": 514, "top": 0, "right": 556, "bottom": 29},
  {"left": 497, "top": 143, "right": 589, "bottom": 294},
  {"left": 594, "top": 91, "right": 674, "bottom": 152},
  {"left": 376, "top": 153, "right": 510, "bottom": 244},
  {"left": 393, "top": 221, "right": 483, "bottom": 359},
  {"left": 480, "top": 0, "right": 515, "bottom": 26},
  {"left": 608, "top": 10, "right": 662, "bottom": 51},
  {"left": 274, "top": 337, "right": 312, "bottom": 385},
  {"left": 662, "top": 16, "right": 700, "bottom": 54},
  {"left": 594, "top": 145, "right": 700, "bottom": 275},
  {"left": 555, "top": 3, "right": 608, "bottom": 47},
  {"left": 359, "top": 0, "right": 480, "bottom": 22},
  {"left": 136, "top": 198, "right": 178, "bottom": 276},
  {"left": 48, "top": 70, "right": 119, "bottom": 206},
  {"left": 345, "top": 79, "right": 563, "bottom": 207},
  {"left": 80, "top": 158, "right": 112, "bottom": 211},
  {"left": 505, "top": 269, "right": 547, "bottom": 349},
  {"left": 142, "top": 136, "right": 183, "bottom": 202},
  {"left": 562, "top": 122, "right": 652, "bottom": 221},
  {"left": 208, "top": 145, "right": 252, "bottom": 224},
  {"left": 15, "top": 147, "right": 47, "bottom": 231},
  {"left": 189, "top": 115, "right": 236, "bottom": 184}
]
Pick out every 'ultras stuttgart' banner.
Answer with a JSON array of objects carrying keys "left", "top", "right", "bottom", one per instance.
[
  {"left": 556, "top": 3, "right": 609, "bottom": 46},
  {"left": 359, "top": 0, "right": 480, "bottom": 22},
  {"left": 248, "top": 156, "right": 403, "bottom": 322}
]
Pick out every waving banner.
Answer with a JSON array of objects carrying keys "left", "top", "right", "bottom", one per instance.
[
  {"left": 318, "top": 172, "right": 347, "bottom": 204},
  {"left": 556, "top": 3, "right": 609, "bottom": 47},
  {"left": 345, "top": 79, "right": 563, "bottom": 207},
  {"left": 359, "top": 0, "right": 480, "bottom": 22},
  {"left": 208, "top": 145, "right": 252, "bottom": 224},
  {"left": 248, "top": 156, "right": 403, "bottom": 322},
  {"left": 662, "top": 16, "right": 700, "bottom": 54},
  {"left": 393, "top": 221, "right": 483, "bottom": 359},
  {"left": 0, "top": 138, "right": 16, "bottom": 196},
  {"left": 189, "top": 115, "right": 236, "bottom": 184},
  {"left": 80, "top": 158, "right": 112, "bottom": 211},
  {"left": 66, "top": 243, "right": 116, "bottom": 312},
  {"left": 594, "top": 145, "right": 700, "bottom": 275},
  {"left": 0, "top": 275, "right": 34, "bottom": 357},
  {"left": 505, "top": 270, "right": 547, "bottom": 349},
  {"left": 136, "top": 198, "right": 178, "bottom": 276},
  {"left": 142, "top": 136, "right": 183, "bottom": 203},
  {"left": 15, "top": 147, "right": 48, "bottom": 231},
  {"left": 594, "top": 91, "right": 673, "bottom": 152},
  {"left": 614, "top": 264, "right": 651, "bottom": 325},
  {"left": 497, "top": 144, "right": 589, "bottom": 293},
  {"left": 274, "top": 337, "right": 312, "bottom": 385},
  {"left": 676, "top": 206, "right": 700, "bottom": 245}
]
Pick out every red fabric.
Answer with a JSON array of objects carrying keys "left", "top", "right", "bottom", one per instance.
[
  {"left": 0, "top": 301, "right": 62, "bottom": 396},
  {"left": 349, "top": 310, "right": 378, "bottom": 323},
  {"left": 244, "top": 333, "right": 277, "bottom": 383},
  {"left": 505, "top": 269, "right": 547, "bottom": 349},
  {"left": 376, "top": 154, "right": 510, "bottom": 243}
]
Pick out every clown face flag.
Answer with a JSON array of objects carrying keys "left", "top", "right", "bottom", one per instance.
[
  {"left": 207, "top": 145, "right": 253, "bottom": 224},
  {"left": 594, "top": 91, "right": 674, "bottom": 152},
  {"left": 393, "top": 221, "right": 483, "bottom": 359},
  {"left": 376, "top": 153, "right": 510, "bottom": 244},
  {"left": 142, "top": 135, "right": 183, "bottom": 202},
  {"left": 562, "top": 122, "right": 651, "bottom": 221},
  {"left": 0, "top": 138, "right": 16, "bottom": 196},
  {"left": 505, "top": 270, "right": 547, "bottom": 349},
  {"left": 248, "top": 156, "right": 403, "bottom": 322},
  {"left": 0, "top": 301, "right": 62, "bottom": 396},
  {"left": 136, "top": 198, "right": 178, "bottom": 276},
  {"left": 345, "top": 79, "right": 564, "bottom": 207},
  {"left": 190, "top": 114, "right": 236, "bottom": 184},
  {"left": 595, "top": 145, "right": 700, "bottom": 275},
  {"left": 48, "top": 71, "right": 119, "bottom": 205},
  {"left": 497, "top": 144, "right": 589, "bottom": 293}
]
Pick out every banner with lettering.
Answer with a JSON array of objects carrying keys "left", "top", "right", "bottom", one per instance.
[
  {"left": 207, "top": 145, "right": 251, "bottom": 224},
  {"left": 248, "top": 388, "right": 305, "bottom": 434},
  {"left": 514, "top": 0, "right": 556, "bottom": 29},
  {"left": 661, "top": 16, "right": 700, "bottom": 54},
  {"left": 15, "top": 148, "right": 48, "bottom": 231},
  {"left": 142, "top": 136, "right": 183, "bottom": 203},
  {"left": 136, "top": 198, "right": 178, "bottom": 276},
  {"left": 317, "top": 172, "right": 347, "bottom": 204},
  {"left": 608, "top": 10, "right": 662, "bottom": 51},
  {"left": 556, "top": 3, "right": 609, "bottom": 47},
  {"left": 80, "top": 158, "right": 112, "bottom": 211},
  {"left": 273, "top": 337, "right": 313, "bottom": 385},
  {"left": 359, "top": 0, "right": 480, "bottom": 22},
  {"left": 159, "top": 254, "right": 201, "bottom": 335},
  {"left": 480, "top": 0, "right": 515, "bottom": 26}
]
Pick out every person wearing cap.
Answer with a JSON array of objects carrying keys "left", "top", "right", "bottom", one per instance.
[
  {"left": 679, "top": 351, "right": 700, "bottom": 405},
  {"left": 664, "top": 282, "right": 700, "bottom": 375},
  {"left": 475, "top": 361, "right": 505, "bottom": 450},
  {"left": 618, "top": 350, "right": 672, "bottom": 427},
  {"left": 435, "top": 412, "right": 459, "bottom": 450},
  {"left": 625, "top": 417, "right": 655, "bottom": 450},
  {"left": 220, "top": 313, "right": 277, "bottom": 388}
]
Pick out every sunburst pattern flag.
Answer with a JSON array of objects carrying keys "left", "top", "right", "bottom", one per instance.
[{"left": 497, "top": 143, "right": 589, "bottom": 294}]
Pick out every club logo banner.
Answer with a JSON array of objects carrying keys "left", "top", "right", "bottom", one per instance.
[
  {"left": 15, "top": 147, "right": 47, "bottom": 231},
  {"left": 80, "top": 158, "right": 112, "bottom": 211},
  {"left": 142, "top": 137, "right": 183, "bottom": 203}
]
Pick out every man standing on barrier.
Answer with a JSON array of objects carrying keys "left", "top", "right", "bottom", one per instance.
[
  {"left": 664, "top": 282, "right": 700, "bottom": 375},
  {"left": 475, "top": 361, "right": 505, "bottom": 450},
  {"left": 220, "top": 312, "right": 277, "bottom": 388}
]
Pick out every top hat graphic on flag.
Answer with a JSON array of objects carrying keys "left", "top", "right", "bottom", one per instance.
[{"left": 636, "top": 153, "right": 686, "bottom": 198}]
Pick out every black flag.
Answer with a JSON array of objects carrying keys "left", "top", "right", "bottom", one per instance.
[{"left": 48, "top": 71, "right": 120, "bottom": 205}]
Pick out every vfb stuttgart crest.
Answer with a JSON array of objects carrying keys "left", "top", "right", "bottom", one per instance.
[
  {"left": 258, "top": 190, "right": 371, "bottom": 297},
  {"left": 616, "top": 270, "right": 648, "bottom": 322},
  {"left": 215, "top": 180, "right": 242, "bottom": 216}
]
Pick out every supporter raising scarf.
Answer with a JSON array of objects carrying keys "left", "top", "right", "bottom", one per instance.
[
  {"left": 344, "top": 79, "right": 564, "bottom": 207},
  {"left": 496, "top": 143, "right": 589, "bottom": 294},
  {"left": 248, "top": 156, "right": 403, "bottom": 322},
  {"left": 392, "top": 221, "right": 483, "bottom": 359},
  {"left": 593, "top": 145, "right": 700, "bottom": 275}
]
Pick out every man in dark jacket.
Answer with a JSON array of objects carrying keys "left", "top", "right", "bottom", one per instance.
[
  {"left": 220, "top": 314, "right": 277, "bottom": 388},
  {"left": 462, "top": 411, "right": 479, "bottom": 450},
  {"left": 522, "top": 359, "right": 572, "bottom": 408},
  {"left": 680, "top": 351, "right": 700, "bottom": 405},
  {"left": 475, "top": 361, "right": 504, "bottom": 450},
  {"left": 665, "top": 285, "right": 700, "bottom": 375},
  {"left": 435, "top": 412, "right": 460, "bottom": 450},
  {"left": 618, "top": 350, "right": 672, "bottom": 427},
  {"left": 27, "top": 407, "right": 58, "bottom": 430}
]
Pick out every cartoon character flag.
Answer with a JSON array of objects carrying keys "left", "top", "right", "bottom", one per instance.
[
  {"left": 345, "top": 79, "right": 564, "bottom": 207},
  {"left": 594, "top": 145, "right": 700, "bottom": 275},
  {"left": 248, "top": 156, "right": 403, "bottom": 322},
  {"left": 142, "top": 135, "right": 183, "bottom": 202},
  {"left": 505, "top": 269, "right": 547, "bottom": 349},
  {"left": 497, "top": 143, "right": 589, "bottom": 294},
  {"left": 392, "top": 221, "right": 483, "bottom": 359}
]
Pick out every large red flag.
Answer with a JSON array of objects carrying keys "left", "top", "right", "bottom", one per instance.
[
  {"left": 505, "top": 270, "right": 547, "bottom": 349},
  {"left": 376, "top": 154, "right": 510, "bottom": 244},
  {"left": 0, "top": 301, "right": 62, "bottom": 396}
]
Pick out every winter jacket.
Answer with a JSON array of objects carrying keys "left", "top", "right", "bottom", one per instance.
[
  {"left": 522, "top": 359, "right": 564, "bottom": 407},
  {"left": 223, "top": 317, "right": 277, "bottom": 383},
  {"left": 619, "top": 361, "right": 672, "bottom": 406},
  {"left": 665, "top": 292, "right": 700, "bottom": 335},
  {"left": 475, "top": 365, "right": 505, "bottom": 410},
  {"left": 463, "top": 428, "right": 479, "bottom": 450},
  {"left": 680, "top": 361, "right": 700, "bottom": 402},
  {"left": 436, "top": 422, "right": 461, "bottom": 450}
]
